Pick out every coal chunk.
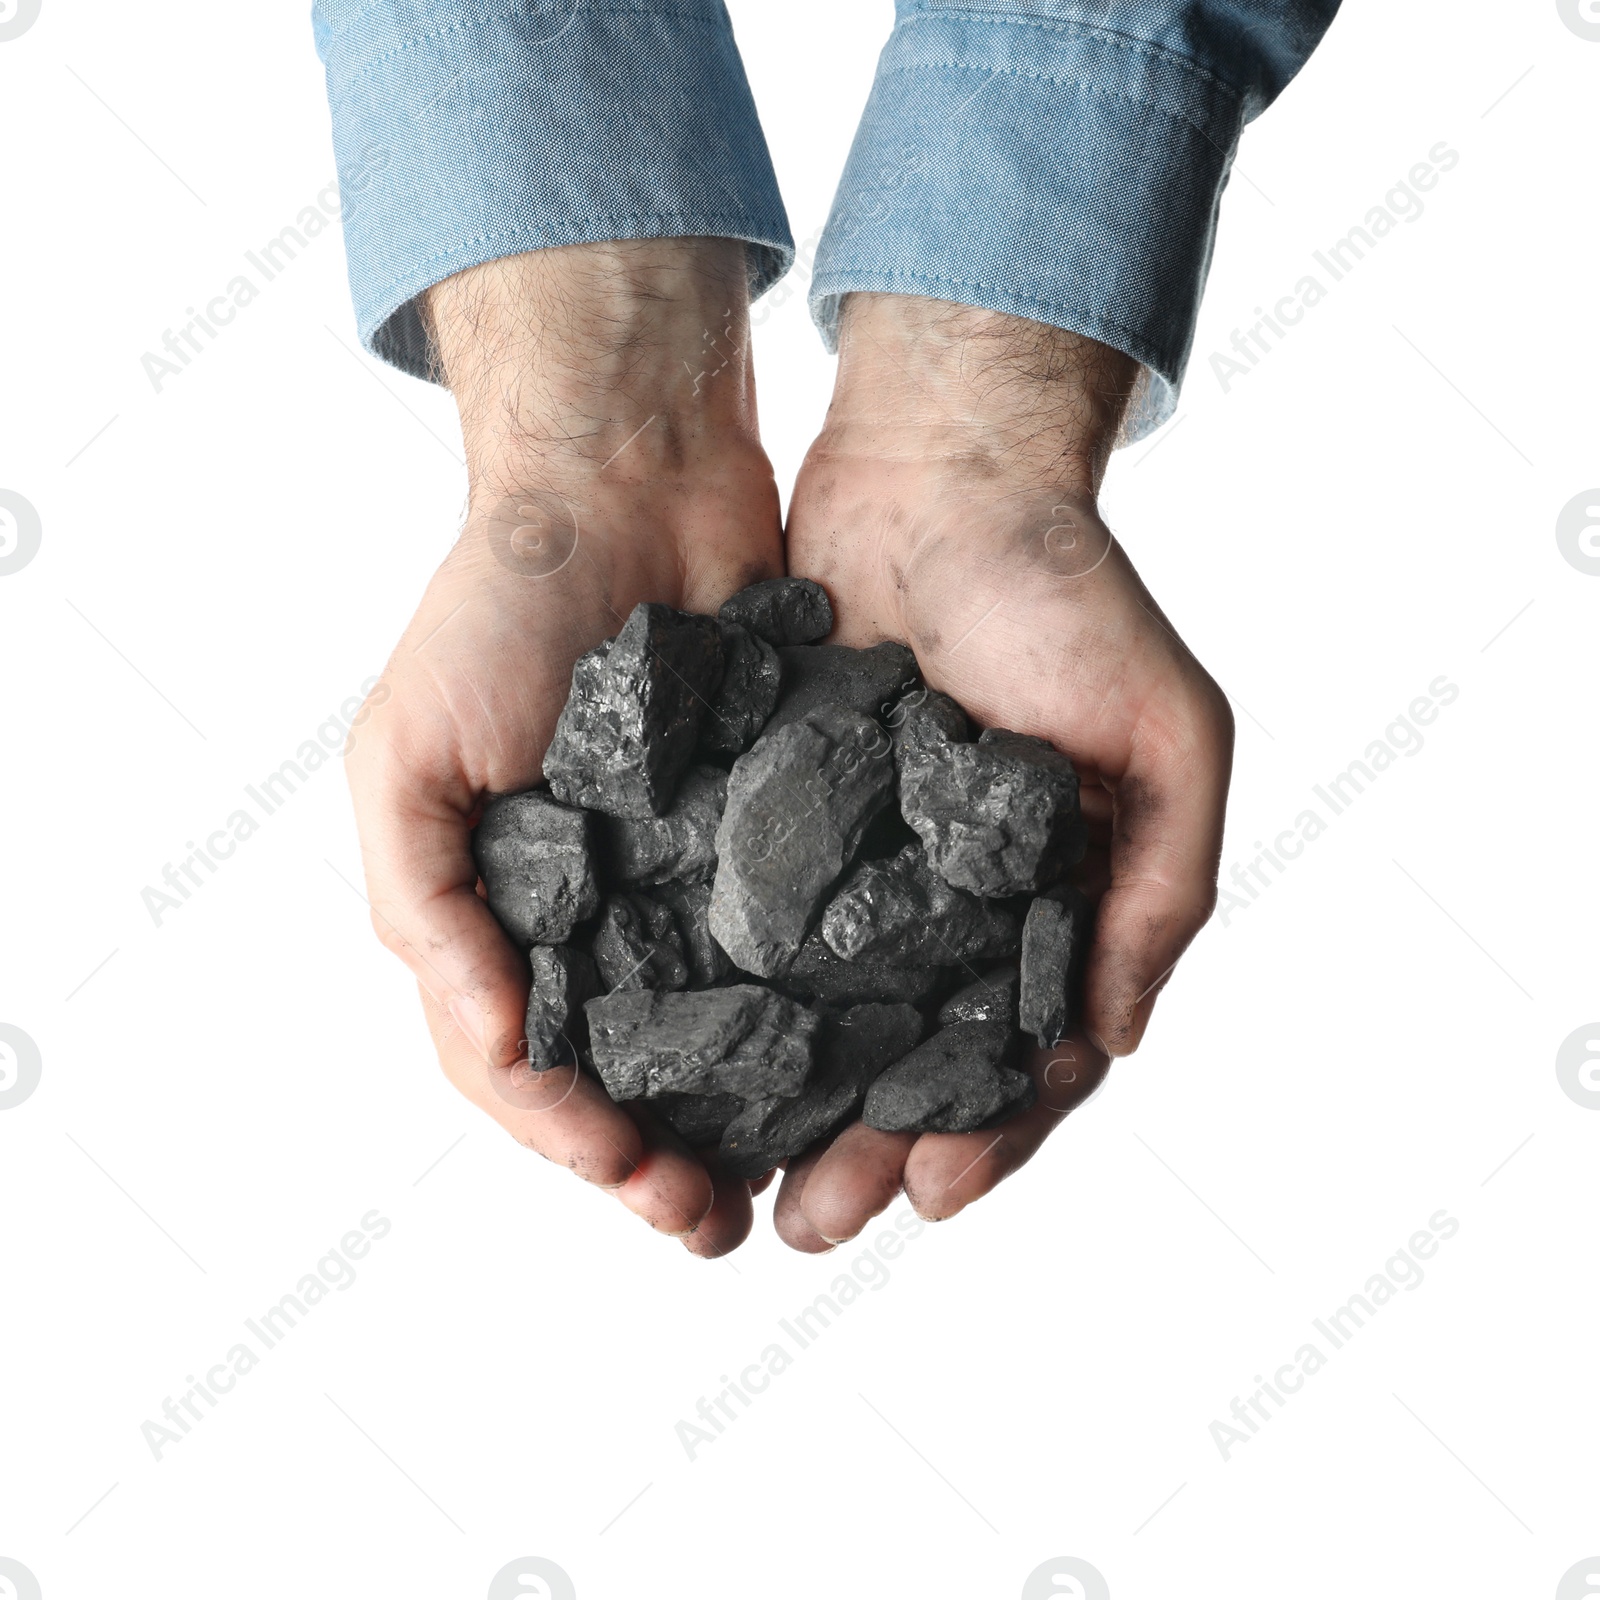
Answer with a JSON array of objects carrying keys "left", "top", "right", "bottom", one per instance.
[
  {"left": 1018, "top": 886, "right": 1092, "bottom": 1047},
  {"left": 718, "top": 576, "right": 833, "bottom": 646},
  {"left": 720, "top": 1002, "right": 925, "bottom": 1177},
  {"left": 778, "top": 930, "right": 948, "bottom": 1008},
  {"left": 651, "top": 1090, "right": 744, "bottom": 1145},
  {"left": 524, "top": 945, "right": 600, "bottom": 1070},
  {"left": 765, "top": 641, "right": 919, "bottom": 735},
  {"left": 937, "top": 963, "right": 1020, "bottom": 1027},
  {"left": 597, "top": 765, "right": 725, "bottom": 887},
  {"left": 709, "top": 706, "right": 894, "bottom": 976},
  {"left": 654, "top": 877, "right": 733, "bottom": 988},
  {"left": 890, "top": 688, "right": 968, "bottom": 764},
  {"left": 586, "top": 985, "right": 820, "bottom": 1100},
  {"left": 862, "top": 1020, "right": 1034, "bottom": 1134},
  {"left": 473, "top": 790, "right": 600, "bottom": 947},
  {"left": 543, "top": 602, "right": 723, "bottom": 818},
  {"left": 820, "top": 843, "right": 1020, "bottom": 966},
  {"left": 899, "top": 727, "right": 1086, "bottom": 897},
  {"left": 590, "top": 893, "right": 689, "bottom": 993},
  {"left": 699, "top": 623, "right": 781, "bottom": 755}
]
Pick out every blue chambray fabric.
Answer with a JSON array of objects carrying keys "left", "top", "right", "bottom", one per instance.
[
  {"left": 811, "top": 1, "right": 1341, "bottom": 439},
  {"left": 312, "top": 0, "right": 794, "bottom": 378}
]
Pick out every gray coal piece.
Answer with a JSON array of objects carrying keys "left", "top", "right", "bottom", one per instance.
[
  {"left": 717, "top": 576, "right": 833, "bottom": 646},
  {"left": 597, "top": 764, "right": 726, "bottom": 887},
  {"left": 590, "top": 893, "right": 690, "bottom": 993},
  {"left": 890, "top": 688, "right": 969, "bottom": 765},
  {"left": 778, "top": 930, "right": 949, "bottom": 1009},
  {"left": 764, "top": 641, "right": 919, "bottom": 736},
  {"left": 651, "top": 1090, "right": 745, "bottom": 1145},
  {"left": 719, "top": 1002, "right": 926, "bottom": 1177},
  {"left": 938, "top": 963, "right": 1020, "bottom": 1027},
  {"left": 1018, "top": 886, "right": 1092, "bottom": 1047},
  {"left": 654, "top": 877, "right": 733, "bottom": 988},
  {"left": 862, "top": 1020, "right": 1035, "bottom": 1134},
  {"left": 819, "top": 843, "right": 1020, "bottom": 966},
  {"left": 524, "top": 945, "right": 600, "bottom": 1070},
  {"left": 709, "top": 705, "right": 894, "bottom": 977},
  {"left": 473, "top": 789, "right": 601, "bottom": 947},
  {"left": 542, "top": 602, "right": 723, "bottom": 818},
  {"left": 900, "top": 726, "right": 1086, "bottom": 897},
  {"left": 699, "top": 622, "right": 781, "bottom": 755},
  {"left": 586, "top": 984, "right": 820, "bottom": 1100}
]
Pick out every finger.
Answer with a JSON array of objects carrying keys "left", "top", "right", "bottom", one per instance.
[
  {"left": 1086, "top": 687, "right": 1233, "bottom": 1055},
  {"left": 746, "top": 1168, "right": 777, "bottom": 1199},
  {"left": 773, "top": 1147, "right": 835, "bottom": 1253},
  {"left": 608, "top": 1106, "right": 717, "bottom": 1237},
  {"left": 421, "top": 984, "right": 644, "bottom": 1189},
  {"left": 798, "top": 1122, "right": 918, "bottom": 1245},
  {"left": 681, "top": 1169, "right": 755, "bottom": 1259},
  {"left": 902, "top": 1036, "right": 1110, "bottom": 1221}
]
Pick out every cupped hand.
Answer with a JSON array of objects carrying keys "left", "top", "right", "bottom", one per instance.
[
  {"left": 775, "top": 293, "right": 1234, "bottom": 1249},
  {"left": 345, "top": 241, "right": 783, "bottom": 1257}
]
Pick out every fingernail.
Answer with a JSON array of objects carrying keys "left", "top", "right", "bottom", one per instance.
[
  {"left": 1086, "top": 1029, "right": 1111, "bottom": 1058},
  {"left": 449, "top": 996, "right": 486, "bottom": 1057}
]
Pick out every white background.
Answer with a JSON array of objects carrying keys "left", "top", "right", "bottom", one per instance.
[{"left": 2, "top": 2, "right": 1596, "bottom": 1597}]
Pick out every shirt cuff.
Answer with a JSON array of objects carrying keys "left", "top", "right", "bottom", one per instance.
[
  {"left": 314, "top": 0, "right": 794, "bottom": 381},
  {"left": 808, "top": 8, "right": 1250, "bottom": 442}
]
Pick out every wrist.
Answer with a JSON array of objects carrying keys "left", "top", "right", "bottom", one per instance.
[
  {"left": 425, "top": 239, "right": 763, "bottom": 489},
  {"left": 822, "top": 293, "right": 1138, "bottom": 492}
]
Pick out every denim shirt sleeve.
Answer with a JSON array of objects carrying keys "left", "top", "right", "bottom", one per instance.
[
  {"left": 810, "top": 1, "right": 1341, "bottom": 440},
  {"left": 312, "top": 0, "right": 794, "bottom": 381}
]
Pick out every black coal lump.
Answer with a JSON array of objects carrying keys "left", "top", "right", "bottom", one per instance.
[
  {"left": 720, "top": 1002, "right": 926, "bottom": 1178},
  {"left": 524, "top": 945, "right": 600, "bottom": 1070},
  {"left": 764, "top": 641, "right": 919, "bottom": 735},
  {"left": 709, "top": 705, "right": 894, "bottom": 977},
  {"left": 473, "top": 789, "right": 600, "bottom": 947},
  {"left": 590, "top": 893, "right": 690, "bottom": 993},
  {"left": 861, "top": 1020, "right": 1034, "bottom": 1134},
  {"left": 937, "top": 963, "right": 1020, "bottom": 1027},
  {"left": 899, "top": 726, "right": 1086, "bottom": 897},
  {"left": 1018, "top": 885, "right": 1092, "bottom": 1047},
  {"left": 651, "top": 1090, "right": 745, "bottom": 1146},
  {"left": 819, "top": 843, "right": 1020, "bottom": 966},
  {"left": 585, "top": 984, "right": 820, "bottom": 1100},
  {"left": 699, "top": 622, "right": 781, "bottom": 755},
  {"left": 654, "top": 877, "right": 733, "bottom": 988},
  {"left": 543, "top": 602, "right": 723, "bottom": 818},
  {"left": 778, "top": 930, "right": 949, "bottom": 1009},
  {"left": 597, "top": 765, "right": 726, "bottom": 887},
  {"left": 717, "top": 576, "right": 833, "bottom": 646},
  {"left": 890, "top": 687, "right": 969, "bottom": 765}
]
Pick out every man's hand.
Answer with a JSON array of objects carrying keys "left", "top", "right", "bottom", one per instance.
[
  {"left": 778, "top": 293, "right": 1234, "bottom": 1250},
  {"left": 345, "top": 240, "right": 783, "bottom": 1257}
]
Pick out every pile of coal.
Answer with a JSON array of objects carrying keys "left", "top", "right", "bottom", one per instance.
[{"left": 472, "top": 579, "right": 1092, "bottom": 1176}]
